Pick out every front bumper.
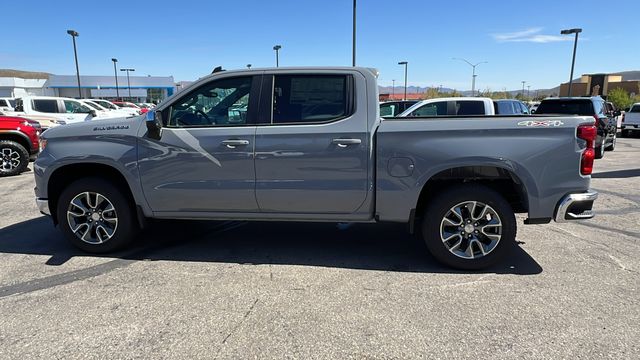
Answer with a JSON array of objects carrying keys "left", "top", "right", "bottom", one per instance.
[
  {"left": 554, "top": 191, "right": 598, "bottom": 222},
  {"left": 36, "top": 198, "right": 50, "bottom": 216}
]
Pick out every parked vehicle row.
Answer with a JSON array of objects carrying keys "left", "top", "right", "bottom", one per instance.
[{"left": 380, "top": 97, "right": 530, "bottom": 117}]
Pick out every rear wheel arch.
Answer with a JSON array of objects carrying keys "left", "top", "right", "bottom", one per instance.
[
  {"left": 47, "top": 163, "right": 139, "bottom": 225},
  {"left": 414, "top": 166, "right": 529, "bottom": 225}
]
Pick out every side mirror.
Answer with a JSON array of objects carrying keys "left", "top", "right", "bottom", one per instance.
[
  {"left": 89, "top": 110, "right": 97, "bottom": 117},
  {"left": 146, "top": 110, "right": 163, "bottom": 140}
]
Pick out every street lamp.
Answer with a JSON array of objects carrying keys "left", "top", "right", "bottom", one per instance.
[
  {"left": 111, "top": 58, "right": 119, "bottom": 100},
  {"left": 398, "top": 61, "right": 408, "bottom": 101},
  {"left": 120, "top": 68, "right": 135, "bottom": 99},
  {"left": 246, "top": 64, "right": 252, "bottom": 69},
  {"left": 452, "top": 58, "right": 487, "bottom": 97},
  {"left": 392, "top": 79, "right": 395, "bottom": 98},
  {"left": 352, "top": 0, "right": 356, "bottom": 66},
  {"left": 273, "top": 45, "right": 281, "bottom": 67},
  {"left": 521, "top": 81, "right": 526, "bottom": 99},
  {"left": 527, "top": 85, "right": 531, "bottom": 100},
  {"left": 66, "top": 29, "right": 81, "bottom": 98},
  {"left": 560, "top": 28, "right": 582, "bottom": 97}
]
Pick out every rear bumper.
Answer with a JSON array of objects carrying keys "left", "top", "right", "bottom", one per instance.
[
  {"left": 36, "top": 198, "right": 50, "bottom": 216},
  {"left": 554, "top": 191, "right": 598, "bottom": 222}
]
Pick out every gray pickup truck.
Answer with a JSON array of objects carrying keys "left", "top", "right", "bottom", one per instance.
[{"left": 34, "top": 67, "right": 598, "bottom": 269}]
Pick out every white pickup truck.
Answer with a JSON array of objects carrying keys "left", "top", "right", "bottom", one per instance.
[
  {"left": 13, "top": 96, "right": 101, "bottom": 124},
  {"left": 398, "top": 97, "right": 530, "bottom": 117},
  {"left": 621, "top": 102, "right": 640, "bottom": 137}
]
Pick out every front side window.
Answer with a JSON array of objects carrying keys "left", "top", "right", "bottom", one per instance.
[
  {"left": 64, "top": 100, "right": 91, "bottom": 113},
  {"left": 410, "top": 101, "right": 447, "bottom": 116},
  {"left": 630, "top": 105, "right": 640, "bottom": 113},
  {"left": 7, "top": 99, "right": 16, "bottom": 108},
  {"left": 168, "top": 76, "right": 252, "bottom": 127},
  {"left": 32, "top": 99, "right": 59, "bottom": 113},
  {"left": 272, "top": 75, "right": 349, "bottom": 124}
]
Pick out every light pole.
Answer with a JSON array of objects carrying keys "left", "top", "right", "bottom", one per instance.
[
  {"left": 521, "top": 81, "right": 526, "bottom": 99},
  {"left": 452, "top": 58, "right": 487, "bottom": 97},
  {"left": 560, "top": 28, "right": 582, "bottom": 97},
  {"left": 398, "top": 61, "right": 408, "bottom": 101},
  {"left": 246, "top": 64, "right": 252, "bottom": 69},
  {"left": 273, "top": 45, "right": 281, "bottom": 67},
  {"left": 527, "top": 85, "right": 531, "bottom": 100},
  {"left": 120, "top": 68, "right": 135, "bottom": 99},
  {"left": 352, "top": 0, "right": 356, "bottom": 66},
  {"left": 66, "top": 29, "right": 81, "bottom": 98},
  {"left": 111, "top": 58, "right": 119, "bottom": 100},
  {"left": 392, "top": 79, "right": 395, "bottom": 98}
]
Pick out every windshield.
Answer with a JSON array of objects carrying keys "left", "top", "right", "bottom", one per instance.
[
  {"left": 535, "top": 100, "right": 594, "bottom": 115},
  {"left": 94, "top": 100, "right": 117, "bottom": 110},
  {"left": 84, "top": 102, "right": 101, "bottom": 110}
]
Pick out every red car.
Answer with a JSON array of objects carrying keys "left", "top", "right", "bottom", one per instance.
[
  {"left": 113, "top": 101, "right": 146, "bottom": 114},
  {"left": 0, "top": 115, "right": 41, "bottom": 176}
]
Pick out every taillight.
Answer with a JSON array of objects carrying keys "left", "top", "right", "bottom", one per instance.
[{"left": 577, "top": 123, "right": 597, "bottom": 175}]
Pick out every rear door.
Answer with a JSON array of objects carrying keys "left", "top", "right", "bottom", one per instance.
[{"left": 254, "top": 72, "right": 370, "bottom": 214}]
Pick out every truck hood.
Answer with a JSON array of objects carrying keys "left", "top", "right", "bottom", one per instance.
[{"left": 42, "top": 116, "right": 144, "bottom": 139}]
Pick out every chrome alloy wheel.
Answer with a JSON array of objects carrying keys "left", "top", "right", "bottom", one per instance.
[
  {"left": 1, "top": 147, "right": 20, "bottom": 171},
  {"left": 66, "top": 192, "right": 118, "bottom": 244},
  {"left": 439, "top": 201, "right": 502, "bottom": 259}
]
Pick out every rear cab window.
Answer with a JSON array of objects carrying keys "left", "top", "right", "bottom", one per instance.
[
  {"left": 32, "top": 99, "right": 60, "bottom": 113},
  {"left": 536, "top": 100, "right": 594, "bottom": 115},
  {"left": 454, "top": 100, "right": 485, "bottom": 115}
]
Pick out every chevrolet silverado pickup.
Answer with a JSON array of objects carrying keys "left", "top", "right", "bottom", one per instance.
[{"left": 34, "top": 67, "right": 598, "bottom": 270}]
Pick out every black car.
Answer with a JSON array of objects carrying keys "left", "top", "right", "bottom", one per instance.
[
  {"left": 379, "top": 100, "right": 418, "bottom": 118},
  {"left": 534, "top": 97, "right": 617, "bottom": 159}
]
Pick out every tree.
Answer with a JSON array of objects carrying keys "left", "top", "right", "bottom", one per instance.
[{"left": 607, "top": 87, "right": 632, "bottom": 110}]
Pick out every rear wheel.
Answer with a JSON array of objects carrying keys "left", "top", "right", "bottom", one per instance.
[
  {"left": 595, "top": 137, "right": 605, "bottom": 159},
  {"left": 605, "top": 133, "right": 616, "bottom": 151},
  {"left": 0, "top": 140, "right": 29, "bottom": 177},
  {"left": 421, "top": 184, "right": 516, "bottom": 270},
  {"left": 56, "top": 177, "right": 137, "bottom": 253}
]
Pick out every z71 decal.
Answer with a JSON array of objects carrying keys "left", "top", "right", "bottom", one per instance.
[{"left": 517, "top": 120, "right": 564, "bottom": 127}]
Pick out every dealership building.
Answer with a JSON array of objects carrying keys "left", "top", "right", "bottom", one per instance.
[
  {"left": 559, "top": 73, "right": 640, "bottom": 98},
  {"left": 0, "top": 70, "right": 176, "bottom": 103}
]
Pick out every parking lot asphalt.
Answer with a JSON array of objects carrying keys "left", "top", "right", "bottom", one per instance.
[{"left": 1, "top": 138, "right": 639, "bottom": 359}]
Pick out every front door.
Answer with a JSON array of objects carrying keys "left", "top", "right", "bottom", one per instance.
[
  {"left": 254, "top": 73, "right": 370, "bottom": 214},
  {"left": 138, "top": 75, "right": 260, "bottom": 213},
  {"left": 62, "top": 99, "right": 93, "bottom": 123}
]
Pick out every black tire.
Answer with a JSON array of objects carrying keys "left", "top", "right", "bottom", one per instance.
[
  {"left": 56, "top": 177, "right": 137, "bottom": 253},
  {"left": 594, "top": 138, "right": 605, "bottom": 159},
  {"left": 0, "top": 140, "right": 29, "bottom": 177},
  {"left": 605, "top": 133, "right": 616, "bottom": 151},
  {"left": 421, "top": 184, "right": 516, "bottom": 270}
]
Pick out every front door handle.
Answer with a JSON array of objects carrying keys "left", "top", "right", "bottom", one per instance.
[
  {"left": 332, "top": 138, "right": 361, "bottom": 148},
  {"left": 221, "top": 139, "right": 250, "bottom": 148}
]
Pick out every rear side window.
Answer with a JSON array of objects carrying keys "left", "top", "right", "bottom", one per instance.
[
  {"left": 495, "top": 101, "right": 516, "bottom": 115},
  {"left": 272, "top": 75, "right": 351, "bottom": 124},
  {"left": 380, "top": 103, "right": 396, "bottom": 117},
  {"left": 32, "top": 99, "right": 59, "bottom": 113},
  {"left": 536, "top": 100, "right": 594, "bottom": 115},
  {"left": 410, "top": 101, "right": 447, "bottom": 116},
  {"left": 455, "top": 100, "right": 485, "bottom": 115},
  {"left": 0, "top": 100, "right": 7, "bottom": 107}
]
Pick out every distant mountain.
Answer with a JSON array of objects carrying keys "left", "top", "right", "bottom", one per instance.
[{"left": 0, "top": 69, "right": 51, "bottom": 79}]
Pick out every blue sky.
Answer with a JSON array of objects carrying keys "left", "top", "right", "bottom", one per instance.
[{"left": 2, "top": 0, "right": 638, "bottom": 91}]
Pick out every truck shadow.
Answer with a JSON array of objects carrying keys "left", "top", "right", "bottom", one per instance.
[
  {"left": 0, "top": 216, "right": 542, "bottom": 275},
  {"left": 592, "top": 168, "right": 640, "bottom": 179}
]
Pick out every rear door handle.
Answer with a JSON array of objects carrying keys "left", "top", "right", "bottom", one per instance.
[
  {"left": 221, "top": 139, "right": 250, "bottom": 148},
  {"left": 332, "top": 138, "right": 361, "bottom": 148}
]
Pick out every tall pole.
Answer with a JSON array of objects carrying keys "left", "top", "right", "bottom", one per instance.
[
  {"left": 111, "top": 58, "right": 119, "bottom": 99},
  {"left": 392, "top": 79, "right": 395, "bottom": 98},
  {"left": 561, "top": 28, "right": 582, "bottom": 97},
  {"left": 398, "top": 61, "right": 408, "bottom": 101},
  {"left": 352, "top": 0, "right": 356, "bottom": 66},
  {"left": 273, "top": 45, "right": 281, "bottom": 67},
  {"left": 452, "top": 58, "right": 487, "bottom": 97},
  {"left": 527, "top": 85, "right": 531, "bottom": 100},
  {"left": 67, "top": 30, "right": 81, "bottom": 99},
  {"left": 521, "top": 81, "right": 526, "bottom": 99},
  {"left": 120, "top": 68, "right": 135, "bottom": 100}
]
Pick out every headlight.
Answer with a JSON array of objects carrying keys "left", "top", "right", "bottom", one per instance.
[{"left": 23, "top": 121, "right": 34, "bottom": 127}]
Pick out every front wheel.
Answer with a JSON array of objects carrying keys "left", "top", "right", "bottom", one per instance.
[
  {"left": 421, "top": 184, "right": 516, "bottom": 270},
  {"left": 595, "top": 137, "right": 605, "bottom": 159},
  {"left": 0, "top": 140, "right": 29, "bottom": 177},
  {"left": 56, "top": 177, "right": 137, "bottom": 253},
  {"left": 605, "top": 133, "right": 616, "bottom": 151}
]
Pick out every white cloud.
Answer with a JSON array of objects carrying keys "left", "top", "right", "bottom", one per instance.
[{"left": 492, "top": 28, "right": 572, "bottom": 43}]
